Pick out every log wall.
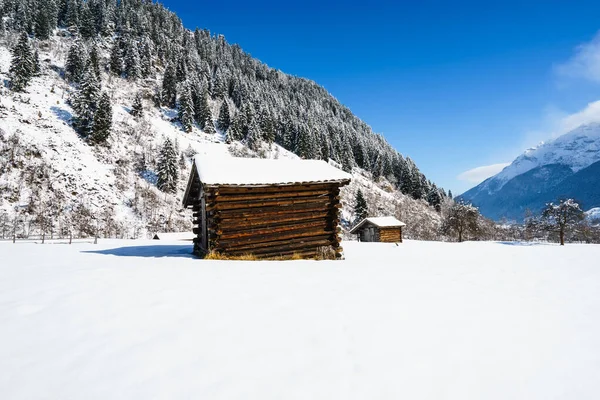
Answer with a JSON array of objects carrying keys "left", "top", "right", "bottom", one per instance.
[
  {"left": 191, "top": 183, "right": 346, "bottom": 259},
  {"left": 379, "top": 227, "right": 402, "bottom": 243}
]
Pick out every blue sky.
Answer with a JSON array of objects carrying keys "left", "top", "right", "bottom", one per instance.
[{"left": 164, "top": 0, "right": 600, "bottom": 194}]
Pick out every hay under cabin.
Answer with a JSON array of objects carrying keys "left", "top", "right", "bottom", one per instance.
[
  {"left": 182, "top": 155, "right": 351, "bottom": 259},
  {"left": 350, "top": 216, "right": 406, "bottom": 243}
]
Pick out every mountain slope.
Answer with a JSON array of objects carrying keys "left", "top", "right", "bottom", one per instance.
[
  {"left": 460, "top": 123, "right": 600, "bottom": 221},
  {"left": 0, "top": 1, "right": 446, "bottom": 239}
]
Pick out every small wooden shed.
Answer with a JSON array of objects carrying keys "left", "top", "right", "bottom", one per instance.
[
  {"left": 182, "top": 155, "right": 351, "bottom": 259},
  {"left": 350, "top": 216, "right": 406, "bottom": 243}
]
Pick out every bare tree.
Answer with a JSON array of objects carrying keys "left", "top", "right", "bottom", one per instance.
[
  {"left": 441, "top": 202, "right": 480, "bottom": 242},
  {"left": 542, "top": 199, "right": 584, "bottom": 246}
]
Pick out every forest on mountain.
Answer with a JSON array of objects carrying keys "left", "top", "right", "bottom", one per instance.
[{"left": 0, "top": 0, "right": 447, "bottom": 206}]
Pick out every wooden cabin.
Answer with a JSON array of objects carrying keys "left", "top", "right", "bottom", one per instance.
[
  {"left": 350, "top": 217, "right": 406, "bottom": 243},
  {"left": 182, "top": 155, "right": 351, "bottom": 259}
]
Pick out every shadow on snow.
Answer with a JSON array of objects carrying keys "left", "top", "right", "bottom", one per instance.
[{"left": 83, "top": 245, "right": 195, "bottom": 258}]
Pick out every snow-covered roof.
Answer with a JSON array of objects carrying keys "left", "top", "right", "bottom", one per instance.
[
  {"left": 349, "top": 216, "right": 406, "bottom": 233},
  {"left": 193, "top": 155, "right": 352, "bottom": 186},
  {"left": 152, "top": 232, "right": 195, "bottom": 241}
]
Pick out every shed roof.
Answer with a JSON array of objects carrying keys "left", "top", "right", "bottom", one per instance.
[
  {"left": 349, "top": 216, "right": 406, "bottom": 233},
  {"left": 193, "top": 155, "right": 352, "bottom": 186}
]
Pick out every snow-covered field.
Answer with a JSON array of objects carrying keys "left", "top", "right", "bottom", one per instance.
[{"left": 1, "top": 239, "right": 600, "bottom": 399}]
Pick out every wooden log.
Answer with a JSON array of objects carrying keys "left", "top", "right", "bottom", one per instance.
[
  {"left": 213, "top": 203, "right": 341, "bottom": 218},
  {"left": 215, "top": 233, "right": 336, "bottom": 252},
  {"left": 211, "top": 183, "right": 340, "bottom": 195},
  {"left": 207, "top": 189, "right": 332, "bottom": 203},
  {"left": 218, "top": 210, "right": 332, "bottom": 227},
  {"left": 217, "top": 219, "right": 330, "bottom": 240},
  {"left": 223, "top": 239, "right": 334, "bottom": 256},
  {"left": 207, "top": 196, "right": 339, "bottom": 212},
  {"left": 215, "top": 228, "right": 336, "bottom": 248},
  {"left": 214, "top": 213, "right": 339, "bottom": 232}
]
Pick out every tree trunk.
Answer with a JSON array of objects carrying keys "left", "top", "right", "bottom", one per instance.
[
  {"left": 560, "top": 227, "right": 565, "bottom": 246},
  {"left": 458, "top": 228, "right": 463, "bottom": 243}
]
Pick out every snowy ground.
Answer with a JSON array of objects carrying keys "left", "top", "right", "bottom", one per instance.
[{"left": 1, "top": 240, "right": 600, "bottom": 399}]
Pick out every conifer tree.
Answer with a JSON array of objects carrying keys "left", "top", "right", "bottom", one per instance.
[
  {"left": 91, "top": 92, "right": 112, "bottom": 144},
  {"left": 161, "top": 62, "right": 177, "bottom": 108},
  {"left": 66, "top": 39, "right": 87, "bottom": 83},
  {"left": 124, "top": 41, "right": 141, "bottom": 80},
  {"left": 178, "top": 84, "right": 194, "bottom": 133},
  {"left": 109, "top": 40, "right": 122, "bottom": 77},
  {"left": 226, "top": 113, "right": 244, "bottom": 143},
  {"left": 354, "top": 189, "right": 368, "bottom": 223},
  {"left": 34, "top": 4, "right": 52, "bottom": 40},
  {"left": 246, "top": 120, "right": 261, "bottom": 151},
  {"left": 156, "top": 138, "right": 179, "bottom": 193},
  {"left": 9, "top": 32, "right": 35, "bottom": 92},
  {"left": 199, "top": 87, "right": 214, "bottom": 132},
  {"left": 131, "top": 92, "right": 143, "bottom": 118},
  {"left": 72, "top": 69, "right": 100, "bottom": 138},
  {"left": 88, "top": 45, "right": 101, "bottom": 79},
  {"left": 33, "top": 49, "right": 41, "bottom": 75},
  {"left": 65, "top": 0, "right": 79, "bottom": 28},
  {"left": 79, "top": 3, "right": 95, "bottom": 39},
  {"left": 217, "top": 100, "right": 230, "bottom": 132}
]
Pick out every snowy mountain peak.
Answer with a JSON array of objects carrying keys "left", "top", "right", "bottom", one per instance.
[{"left": 491, "top": 122, "right": 600, "bottom": 190}]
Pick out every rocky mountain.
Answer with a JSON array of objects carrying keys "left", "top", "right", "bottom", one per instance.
[
  {"left": 0, "top": 0, "right": 447, "bottom": 239},
  {"left": 460, "top": 123, "right": 600, "bottom": 221}
]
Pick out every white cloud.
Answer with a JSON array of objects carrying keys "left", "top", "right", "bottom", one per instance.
[
  {"left": 555, "top": 32, "right": 600, "bottom": 83},
  {"left": 457, "top": 163, "right": 510, "bottom": 184}
]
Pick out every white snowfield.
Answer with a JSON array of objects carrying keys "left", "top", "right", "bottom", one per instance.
[
  {"left": 1, "top": 240, "right": 600, "bottom": 400},
  {"left": 194, "top": 154, "right": 352, "bottom": 186}
]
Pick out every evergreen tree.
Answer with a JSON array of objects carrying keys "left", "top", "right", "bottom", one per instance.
[
  {"left": 91, "top": 92, "right": 112, "bottom": 144},
  {"left": 427, "top": 187, "right": 442, "bottom": 213},
  {"left": 354, "top": 189, "right": 368, "bottom": 223},
  {"left": 161, "top": 62, "right": 177, "bottom": 108},
  {"left": 72, "top": 69, "right": 100, "bottom": 138},
  {"left": 226, "top": 112, "right": 244, "bottom": 143},
  {"left": 246, "top": 120, "right": 261, "bottom": 151},
  {"left": 79, "top": 3, "right": 95, "bottom": 39},
  {"left": 131, "top": 92, "right": 143, "bottom": 117},
  {"left": 216, "top": 100, "right": 230, "bottom": 132},
  {"left": 88, "top": 45, "right": 101, "bottom": 79},
  {"left": 448, "top": 190, "right": 453, "bottom": 199},
  {"left": 33, "top": 49, "right": 41, "bottom": 75},
  {"left": 65, "top": 39, "right": 87, "bottom": 83},
  {"left": 109, "top": 40, "right": 122, "bottom": 77},
  {"left": 124, "top": 40, "right": 141, "bottom": 80},
  {"left": 9, "top": 32, "right": 35, "bottom": 92},
  {"left": 198, "top": 87, "right": 214, "bottom": 132},
  {"left": 178, "top": 84, "right": 194, "bottom": 133},
  {"left": 34, "top": 3, "right": 52, "bottom": 40},
  {"left": 156, "top": 138, "right": 179, "bottom": 193},
  {"left": 65, "top": 0, "right": 79, "bottom": 28}
]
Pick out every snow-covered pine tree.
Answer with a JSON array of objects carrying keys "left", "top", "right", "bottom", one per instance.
[
  {"left": 91, "top": 92, "right": 112, "bottom": 144},
  {"left": 109, "top": 40, "right": 122, "bottom": 77},
  {"left": 65, "top": 39, "right": 87, "bottom": 83},
  {"left": 200, "top": 87, "right": 215, "bottom": 133},
  {"left": 124, "top": 40, "right": 141, "bottom": 80},
  {"left": 33, "top": 49, "right": 40, "bottom": 75},
  {"left": 72, "top": 69, "right": 100, "bottom": 138},
  {"left": 178, "top": 84, "right": 194, "bottom": 133},
  {"left": 79, "top": 2, "right": 95, "bottom": 39},
  {"left": 131, "top": 92, "right": 143, "bottom": 118},
  {"left": 427, "top": 186, "right": 442, "bottom": 212},
  {"left": 259, "top": 107, "right": 274, "bottom": 143},
  {"left": 354, "top": 189, "right": 368, "bottom": 223},
  {"left": 161, "top": 62, "right": 177, "bottom": 108},
  {"left": 156, "top": 138, "right": 179, "bottom": 193},
  {"left": 140, "top": 38, "right": 153, "bottom": 78},
  {"left": 9, "top": 31, "right": 35, "bottom": 92},
  {"left": 88, "top": 45, "right": 101, "bottom": 79},
  {"left": 217, "top": 100, "right": 230, "bottom": 132},
  {"left": 246, "top": 120, "right": 261, "bottom": 151},
  {"left": 226, "top": 112, "right": 244, "bottom": 143},
  {"left": 34, "top": 1, "right": 53, "bottom": 40}
]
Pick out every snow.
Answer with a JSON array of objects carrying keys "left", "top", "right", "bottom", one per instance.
[
  {"left": 151, "top": 232, "right": 194, "bottom": 241},
  {"left": 2, "top": 239, "right": 600, "bottom": 399},
  {"left": 194, "top": 154, "right": 352, "bottom": 186},
  {"left": 586, "top": 207, "right": 600, "bottom": 223},
  {"left": 489, "top": 123, "right": 600, "bottom": 190}
]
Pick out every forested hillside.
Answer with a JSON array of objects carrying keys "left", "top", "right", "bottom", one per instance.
[{"left": 0, "top": 0, "right": 447, "bottom": 239}]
